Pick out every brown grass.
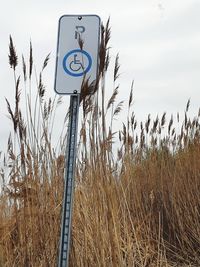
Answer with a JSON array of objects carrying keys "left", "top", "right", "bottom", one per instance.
[{"left": 0, "top": 21, "right": 200, "bottom": 266}]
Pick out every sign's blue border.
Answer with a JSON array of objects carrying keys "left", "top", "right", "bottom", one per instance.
[{"left": 62, "top": 49, "right": 92, "bottom": 77}]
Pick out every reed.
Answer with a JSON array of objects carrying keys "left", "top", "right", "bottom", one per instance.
[{"left": 0, "top": 21, "right": 200, "bottom": 266}]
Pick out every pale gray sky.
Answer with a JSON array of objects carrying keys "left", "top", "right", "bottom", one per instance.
[{"left": 0, "top": 0, "right": 200, "bottom": 153}]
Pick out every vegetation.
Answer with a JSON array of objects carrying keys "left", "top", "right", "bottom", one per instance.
[{"left": 0, "top": 21, "right": 200, "bottom": 266}]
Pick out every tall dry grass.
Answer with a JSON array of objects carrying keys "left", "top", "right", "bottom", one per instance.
[{"left": 0, "top": 21, "right": 200, "bottom": 266}]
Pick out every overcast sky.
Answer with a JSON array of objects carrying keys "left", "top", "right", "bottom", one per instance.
[{"left": 0, "top": 0, "right": 200, "bottom": 153}]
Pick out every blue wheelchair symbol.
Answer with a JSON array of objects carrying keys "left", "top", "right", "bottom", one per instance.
[{"left": 63, "top": 49, "right": 92, "bottom": 77}]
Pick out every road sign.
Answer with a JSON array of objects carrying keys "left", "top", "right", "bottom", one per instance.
[
  {"left": 55, "top": 14, "right": 101, "bottom": 267},
  {"left": 54, "top": 15, "right": 101, "bottom": 94}
]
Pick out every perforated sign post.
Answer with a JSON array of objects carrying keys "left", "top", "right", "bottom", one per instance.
[{"left": 54, "top": 15, "right": 100, "bottom": 267}]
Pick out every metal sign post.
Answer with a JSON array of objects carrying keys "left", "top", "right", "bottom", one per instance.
[
  {"left": 54, "top": 15, "right": 100, "bottom": 267},
  {"left": 58, "top": 94, "right": 79, "bottom": 267}
]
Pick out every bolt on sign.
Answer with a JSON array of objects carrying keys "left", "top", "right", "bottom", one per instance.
[{"left": 54, "top": 15, "right": 101, "bottom": 95}]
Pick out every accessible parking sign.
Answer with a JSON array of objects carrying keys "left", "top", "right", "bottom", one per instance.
[{"left": 54, "top": 15, "right": 101, "bottom": 94}]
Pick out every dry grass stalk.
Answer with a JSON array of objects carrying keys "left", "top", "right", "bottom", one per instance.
[{"left": 0, "top": 20, "right": 200, "bottom": 267}]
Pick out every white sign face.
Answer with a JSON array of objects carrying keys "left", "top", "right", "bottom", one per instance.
[{"left": 54, "top": 15, "right": 101, "bottom": 95}]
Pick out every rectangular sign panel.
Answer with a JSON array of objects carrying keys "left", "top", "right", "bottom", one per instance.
[{"left": 54, "top": 15, "right": 101, "bottom": 94}]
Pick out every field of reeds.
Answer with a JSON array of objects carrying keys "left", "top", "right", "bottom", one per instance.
[{"left": 0, "top": 21, "right": 200, "bottom": 266}]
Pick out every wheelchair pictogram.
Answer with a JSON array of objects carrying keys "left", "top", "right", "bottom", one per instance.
[
  {"left": 69, "top": 54, "right": 84, "bottom": 72},
  {"left": 63, "top": 49, "right": 92, "bottom": 77}
]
